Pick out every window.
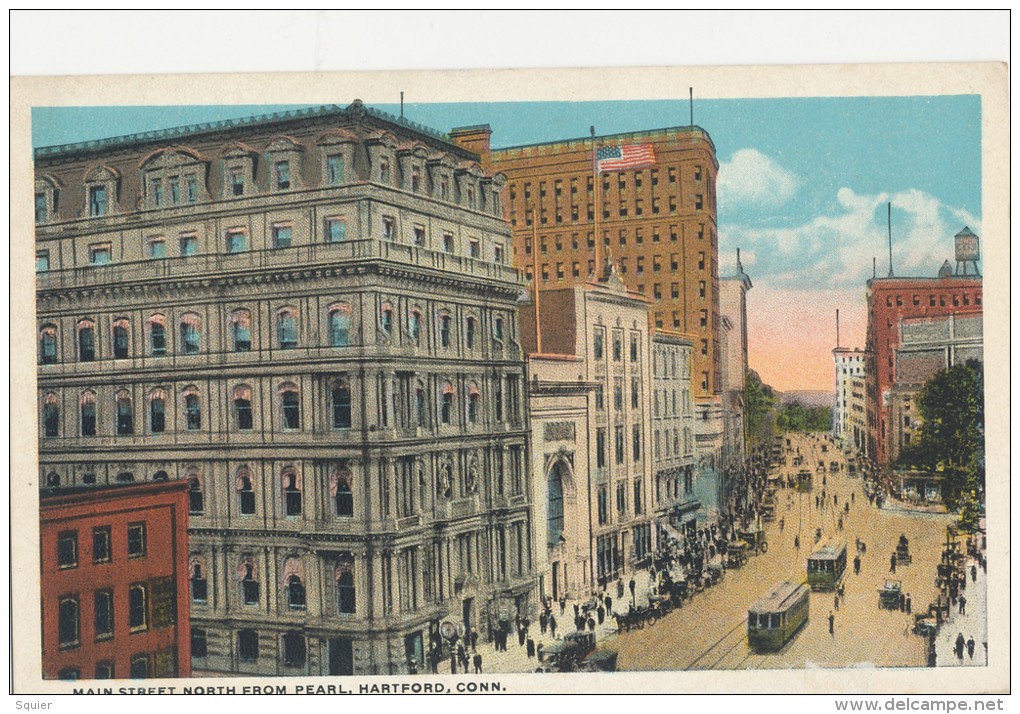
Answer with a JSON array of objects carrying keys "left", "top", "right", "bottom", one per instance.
[
  {"left": 35, "top": 192, "right": 48, "bottom": 223},
  {"left": 612, "top": 336, "right": 622, "bottom": 362},
  {"left": 226, "top": 229, "right": 248, "bottom": 253},
  {"left": 237, "top": 469, "right": 256, "bottom": 515},
  {"left": 241, "top": 562, "right": 259, "bottom": 604},
  {"left": 332, "top": 380, "right": 352, "bottom": 429},
  {"left": 231, "top": 309, "right": 252, "bottom": 352},
  {"left": 443, "top": 233, "right": 455, "bottom": 253},
  {"left": 188, "top": 474, "right": 204, "bottom": 514},
  {"left": 337, "top": 568, "right": 356, "bottom": 614},
  {"left": 39, "top": 325, "right": 57, "bottom": 365},
  {"left": 149, "top": 389, "right": 166, "bottom": 433},
  {"left": 113, "top": 319, "right": 130, "bottom": 359},
  {"left": 234, "top": 386, "right": 253, "bottom": 430},
  {"left": 287, "top": 574, "right": 306, "bottom": 609},
  {"left": 440, "top": 384, "right": 454, "bottom": 425},
  {"left": 382, "top": 216, "right": 395, "bottom": 241},
  {"left": 412, "top": 225, "right": 426, "bottom": 247},
  {"left": 408, "top": 310, "right": 422, "bottom": 342},
  {"left": 58, "top": 597, "right": 80, "bottom": 648},
  {"left": 89, "top": 588, "right": 114, "bottom": 641},
  {"left": 90, "top": 526, "right": 112, "bottom": 564},
  {"left": 180, "top": 313, "right": 201, "bottom": 354},
  {"left": 229, "top": 169, "right": 244, "bottom": 197},
  {"left": 280, "top": 385, "right": 301, "bottom": 430},
  {"left": 123, "top": 525, "right": 146, "bottom": 562},
  {"left": 180, "top": 233, "right": 198, "bottom": 256},
  {"left": 633, "top": 425, "right": 642, "bottom": 461},
  {"left": 698, "top": 251, "right": 706, "bottom": 271},
  {"left": 43, "top": 394, "right": 59, "bottom": 438},
  {"left": 275, "top": 161, "right": 291, "bottom": 190},
  {"left": 283, "top": 632, "right": 306, "bottom": 668},
  {"left": 77, "top": 320, "right": 96, "bottom": 362},
  {"left": 329, "top": 306, "right": 351, "bottom": 347},
  {"left": 89, "top": 186, "right": 108, "bottom": 217},
  {"left": 469, "top": 239, "right": 481, "bottom": 258},
  {"left": 128, "top": 583, "right": 148, "bottom": 631},
  {"left": 191, "top": 562, "right": 208, "bottom": 602},
  {"left": 95, "top": 662, "right": 114, "bottom": 679},
  {"left": 277, "top": 309, "right": 298, "bottom": 349},
  {"left": 57, "top": 530, "right": 78, "bottom": 568},
  {"left": 613, "top": 381, "right": 623, "bottom": 410},
  {"left": 465, "top": 317, "right": 476, "bottom": 349},
  {"left": 36, "top": 250, "right": 50, "bottom": 273},
  {"left": 380, "top": 304, "right": 394, "bottom": 336},
  {"left": 116, "top": 391, "right": 134, "bottom": 436},
  {"left": 149, "top": 315, "right": 166, "bottom": 356},
  {"left": 615, "top": 426, "right": 625, "bottom": 464},
  {"left": 617, "top": 482, "right": 627, "bottom": 515},
  {"left": 467, "top": 385, "right": 481, "bottom": 424},
  {"left": 596, "top": 428, "right": 607, "bottom": 468},
  {"left": 272, "top": 224, "right": 292, "bottom": 249},
  {"left": 547, "top": 462, "right": 564, "bottom": 545},
  {"left": 191, "top": 629, "right": 208, "bottom": 658},
  {"left": 283, "top": 469, "right": 302, "bottom": 516},
  {"left": 334, "top": 473, "right": 353, "bottom": 517},
  {"left": 326, "top": 218, "right": 347, "bottom": 243},
  {"left": 238, "top": 629, "right": 259, "bottom": 662},
  {"left": 631, "top": 378, "right": 640, "bottom": 409},
  {"left": 186, "top": 175, "right": 198, "bottom": 203},
  {"left": 327, "top": 154, "right": 344, "bottom": 185},
  {"left": 597, "top": 486, "right": 608, "bottom": 525},
  {"left": 439, "top": 315, "right": 451, "bottom": 347},
  {"left": 494, "top": 317, "right": 504, "bottom": 342}
]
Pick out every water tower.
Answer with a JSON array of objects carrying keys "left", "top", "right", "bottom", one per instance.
[{"left": 954, "top": 227, "right": 980, "bottom": 276}]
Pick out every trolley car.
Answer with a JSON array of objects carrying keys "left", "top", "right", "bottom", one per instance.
[
  {"left": 807, "top": 541, "right": 848, "bottom": 590},
  {"left": 747, "top": 581, "right": 810, "bottom": 651},
  {"left": 795, "top": 469, "right": 813, "bottom": 492}
]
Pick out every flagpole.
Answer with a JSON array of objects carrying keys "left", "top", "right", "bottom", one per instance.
[
  {"left": 591, "top": 126, "right": 600, "bottom": 278},
  {"left": 531, "top": 209, "right": 542, "bottom": 354}
]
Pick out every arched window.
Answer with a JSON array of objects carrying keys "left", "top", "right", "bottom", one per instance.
[
  {"left": 115, "top": 390, "right": 133, "bottom": 435},
  {"left": 408, "top": 309, "right": 422, "bottom": 343},
  {"left": 77, "top": 320, "right": 96, "bottom": 362},
  {"left": 280, "top": 384, "right": 300, "bottom": 430},
  {"left": 331, "top": 468, "right": 353, "bottom": 517},
  {"left": 148, "top": 315, "right": 167, "bottom": 356},
  {"left": 152, "top": 470, "right": 169, "bottom": 482},
  {"left": 112, "top": 318, "right": 130, "bottom": 359},
  {"left": 548, "top": 461, "right": 565, "bottom": 545},
  {"left": 43, "top": 393, "right": 59, "bottom": 438},
  {"left": 282, "top": 468, "right": 302, "bottom": 516},
  {"left": 336, "top": 559, "right": 356, "bottom": 614},
  {"left": 467, "top": 384, "right": 481, "bottom": 424},
  {"left": 328, "top": 304, "right": 352, "bottom": 347},
  {"left": 58, "top": 597, "right": 80, "bottom": 647},
  {"left": 236, "top": 467, "right": 256, "bottom": 515},
  {"left": 188, "top": 470, "right": 204, "bottom": 514},
  {"left": 440, "top": 382, "right": 454, "bottom": 425},
  {"left": 438, "top": 314, "right": 451, "bottom": 348},
  {"left": 148, "top": 388, "right": 167, "bottom": 434},
  {"left": 190, "top": 558, "right": 208, "bottom": 602},
  {"left": 183, "top": 386, "right": 201, "bottom": 430},
  {"left": 379, "top": 303, "right": 394, "bottom": 336},
  {"left": 239, "top": 558, "right": 259, "bottom": 605},
  {"left": 282, "top": 631, "right": 306, "bottom": 667},
  {"left": 233, "top": 385, "right": 253, "bottom": 430},
  {"left": 494, "top": 316, "right": 504, "bottom": 342},
  {"left": 465, "top": 316, "right": 476, "bottom": 349},
  {"left": 39, "top": 324, "right": 58, "bottom": 365},
  {"left": 231, "top": 309, "right": 251, "bottom": 352},
  {"left": 277, "top": 308, "right": 298, "bottom": 349},
  {"left": 79, "top": 389, "right": 96, "bottom": 434},
  {"left": 283, "top": 558, "right": 306, "bottom": 609},
  {"left": 331, "top": 379, "right": 351, "bottom": 429},
  {"left": 180, "top": 313, "right": 201, "bottom": 355}
]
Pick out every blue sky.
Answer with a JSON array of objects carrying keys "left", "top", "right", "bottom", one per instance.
[{"left": 32, "top": 96, "right": 982, "bottom": 389}]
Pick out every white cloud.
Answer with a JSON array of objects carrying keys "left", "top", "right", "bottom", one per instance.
[
  {"left": 718, "top": 148, "right": 800, "bottom": 208},
  {"left": 718, "top": 186, "right": 981, "bottom": 290}
]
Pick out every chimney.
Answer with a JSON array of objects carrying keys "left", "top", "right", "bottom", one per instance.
[{"left": 449, "top": 124, "right": 493, "bottom": 166}]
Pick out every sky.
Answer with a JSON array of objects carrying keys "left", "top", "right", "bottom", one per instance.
[{"left": 32, "top": 96, "right": 982, "bottom": 393}]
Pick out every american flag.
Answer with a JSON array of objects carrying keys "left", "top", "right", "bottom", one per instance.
[{"left": 596, "top": 143, "right": 656, "bottom": 172}]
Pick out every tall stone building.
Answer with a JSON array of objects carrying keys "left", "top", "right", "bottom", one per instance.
[
  {"left": 718, "top": 251, "right": 752, "bottom": 482},
  {"left": 520, "top": 269, "right": 656, "bottom": 592},
  {"left": 451, "top": 123, "right": 723, "bottom": 465},
  {"left": 35, "top": 101, "right": 534, "bottom": 676},
  {"left": 832, "top": 348, "right": 866, "bottom": 446}
]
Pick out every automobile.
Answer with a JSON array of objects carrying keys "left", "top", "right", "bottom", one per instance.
[
  {"left": 879, "top": 579, "right": 903, "bottom": 609},
  {"left": 536, "top": 631, "right": 596, "bottom": 672}
]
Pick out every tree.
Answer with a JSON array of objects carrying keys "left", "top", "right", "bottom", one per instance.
[{"left": 745, "top": 369, "right": 778, "bottom": 446}]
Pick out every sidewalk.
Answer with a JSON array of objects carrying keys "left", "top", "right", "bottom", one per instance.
[
  {"left": 933, "top": 555, "right": 987, "bottom": 667},
  {"left": 436, "top": 569, "right": 657, "bottom": 675}
]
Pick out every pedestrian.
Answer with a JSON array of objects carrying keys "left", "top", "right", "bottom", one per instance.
[
  {"left": 470, "top": 629, "right": 478, "bottom": 650},
  {"left": 560, "top": 596, "right": 566, "bottom": 614},
  {"left": 955, "top": 633, "right": 965, "bottom": 660},
  {"left": 899, "top": 592, "right": 906, "bottom": 612},
  {"left": 971, "top": 564, "right": 978, "bottom": 582},
  {"left": 539, "top": 611, "right": 548, "bottom": 635},
  {"left": 573, "top": 602, "right": 580, "bottom": 618},
  {"left": 526, "top": 638, "right": 535, "bottom": 658},
  {"left": 834, "top": 494, "right": 838, "bottom": 506},
  {"left": 854, "top": 554, "right": 861, "bottom": 575},
  {"left": 518, "top": 625, "right": 526, "bottom": 647},
  {"left": 890, "top": 553, "right": 897, "bottom": 573},
  {"left": 966, "top": 636, "right": 976, "bottom": 659},
  {"left": 549, "top": 613, "right": 557, "bottom": 638},
  {"left": 905, "top": 593, "right": 911, "bottom": 613},
  {"left": 828, "top": 611, "right": 835, "bottom": 636},
  {"left": 597, "top": 605, "right": 605, "bottom": 624},
  {"left": 587, "top": 616, "right": 596, "bottom": 632},
  {"left": 959, "top": 595, "right": 966, "bottom": 615},
  {"left": 851, "top": 492, "right": 855, "bottom": 503},
  {"left": 834, "top": 593, "right": 840, "bottom": 611},
  {"left": 450, "top": 651, "right": 458, "bottom": 674},
  {"left": 794, "top": 535, "right": 800, "bottom": 550},
  {"left": 575, "top": 614, "right": 584, "bottom": 632},
  {"left": 473, "top": 652, "right": 482, "bottom": 673},
  {"left": 605, "top": 595, "right": 613, "bottom": 614}
]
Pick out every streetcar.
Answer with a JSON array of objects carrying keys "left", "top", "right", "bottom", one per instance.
[
  {"left": 795, "top": 469, "right": 813, "bottom": 492},
  {"left": 807, "top": 541, "right": 847, "bottom": 590},
  {"left": 747, "top": 581, "right": 810, "bottom": 651}
]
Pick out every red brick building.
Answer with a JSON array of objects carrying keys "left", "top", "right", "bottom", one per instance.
[
  {"left": 865, "top": 274, "right": 982, "bottom": 465},
  {"left": 40, "top": 480, "right": 190, "bottom": 680}
]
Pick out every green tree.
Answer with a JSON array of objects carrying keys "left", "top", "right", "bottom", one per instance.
[{"left": 745, "top": 369, "right": 778, "bottom": 446}]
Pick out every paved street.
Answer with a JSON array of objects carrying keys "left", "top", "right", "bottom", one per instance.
[{"left": 438, "top": 432, "right": 982, "bottom": 675}]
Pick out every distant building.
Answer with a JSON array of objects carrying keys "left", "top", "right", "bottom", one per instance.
[
  {"left": 887, "top": 313, "right": 983, "bottom": 462},
  {"left": 832, "top": 348, "right": 866, "bottom": 446},
  {"left": 40, "top": 480, "right": 191, "bottom": 680},
  {"left": 718, "top": 251, "right": 752, "bottom": 476},
  {"left": 520, "top": 269, "right": 657, "bottom": 590},
  {"left": 864, "top": 229, "right": 983, "bottom": 464},
  {"left": 846, "top": 373, "right": 869, "bottom": 458}
]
